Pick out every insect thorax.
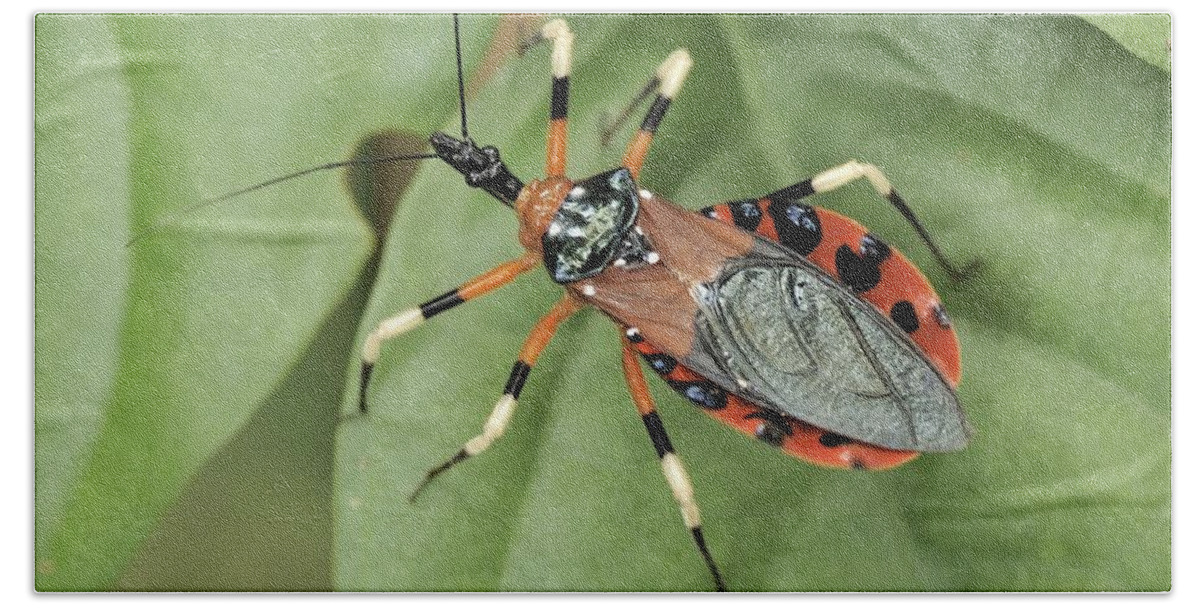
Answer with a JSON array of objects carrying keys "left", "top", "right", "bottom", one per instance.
[{"left": 541, "top": 168, "right": 643, "bottom": 283}]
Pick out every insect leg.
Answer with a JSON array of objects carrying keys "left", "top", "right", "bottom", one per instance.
[
  {"left": 768, "top": 161, "right": 973, "bottom": 279},
  {"left": 408, "top": 294, "right": 583, "bottom": 502},
  {"left": 620, "top": 334, "right": 727, "bottom": 592},
  {"left": 358, "top": 252, "right": 540, "bottom": 414},
  {"left": 620, "top": 49, "right": 693, "bottom": 180},
  {"left": 599, "top": 75, "right": 657, "bottom": 148},
  {"left": 522, "top": 19, "right": 575, "bottom": 178}
]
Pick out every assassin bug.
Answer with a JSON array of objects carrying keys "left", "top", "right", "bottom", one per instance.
[
  {"left": 144, "top": 15, "right": 972, "bottom": 591},
  {"left": 335, "top": 15, "right": 974, "bottom": 592}
]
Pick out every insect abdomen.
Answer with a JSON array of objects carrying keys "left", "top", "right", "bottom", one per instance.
[
  {"left": 701, "top": 200, "right": 960, "bottom": 387},
  {"left": 627, "top": 333, "right": 918, "bottom": 470}
]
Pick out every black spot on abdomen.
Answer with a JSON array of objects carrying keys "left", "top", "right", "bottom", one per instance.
[
  {"left": 859, "top": 233, "right": 891, "bottom": 265},
  {"left": 668, "top": 380, "right": 729, "bottom": 410},
  {"left": 890, "top": 301, "right": 920, "bottom": 333},
  {"left": 730, "top": 199, "right": 763, "bottom": 232},
  {"left": 746, "top": 409, "right": 794, "bottom": 447},
  {"left": 835, "top": 245, "right": 883, "bottom": 293},
  {"left": 642, "top": 352, "right": 678, "bottom": 375},
  {"left": 819, "top": 432, "right": 854, "bottom": 448},
  {"left": 767, "top": 201, "right": 822, "bottom": 256}
]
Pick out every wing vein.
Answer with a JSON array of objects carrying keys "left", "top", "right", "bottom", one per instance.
[{"left": 830, "top": 296, "right": 918, "bottom": 445}]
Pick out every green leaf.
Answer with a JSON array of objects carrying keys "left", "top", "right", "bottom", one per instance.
[
  {"left": 35, "top": 14, "right": 462, "bottom": 590},
  {"left": 335, "top": 14, "right": 1169, "bottom": 592},
  {"left": 36, "top": 14, "right": 1169, "bottom": 592},
  {"left": 1081, "top": 14, "right": 1171, "bottom": 72}
]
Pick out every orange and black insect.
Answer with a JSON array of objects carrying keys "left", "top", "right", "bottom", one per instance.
[{"left": 347, "top": 16, "right": 972, "bottom": 591}]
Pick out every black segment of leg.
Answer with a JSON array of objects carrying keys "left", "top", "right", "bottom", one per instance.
[
  {"left": 550, "top": 76, "right": 569, "bottom": 120},
  {"left": 639, "top": 95, "right": 672, "bottom": 133},
  {"left": 691, "top": 527, "right": 727, "bottom": 592},
  {"left": 419, "top": 289, "right": 465, "bottom": 319},
  {"left": 358, "top": 362, "right": 374, "bottom": 414},
  {"left": 503, "top": 360, "right": 532, "bottom": 399},
  {"left": 409, "top": 449, "right": 469, "bottom": 503},
  {"left": 766, "top": 178, "right": 815, "bottom": 204},
  {"left": 640, "top": 411, "right": 675, "bottom": 459},
  {"left": 885, "top": 189, "right": 962, "bottom": 277}
]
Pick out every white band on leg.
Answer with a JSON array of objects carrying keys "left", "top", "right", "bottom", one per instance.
[
  {"left": 657, "top": 49, "right": 693, "bottom": 99},
  {"left": 542, "top": 19, "right": 574, "bottom": 79},
  {"left": 362, "top": 307, "right": 424, "bottom": 363},
  {"left": 464, "top": 394, "right": 518, "bottom": 456},
  {"left": 812, "top": 160, "right": 894, "bottom": 197},
  {"left": 661, "top": 453, "right": 701, "bottom": 528}
]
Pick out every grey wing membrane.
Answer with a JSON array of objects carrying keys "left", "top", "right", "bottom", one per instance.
[{"left": 683, "top": 246, "right": 969, "bottom": 452}]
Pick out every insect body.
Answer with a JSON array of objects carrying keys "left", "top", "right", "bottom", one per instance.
[{"left": 358, "top": 17, "right": 970, "bottom": 591}]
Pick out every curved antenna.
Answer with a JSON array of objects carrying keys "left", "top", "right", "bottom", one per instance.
[
  {"left": 131, "top": 14, "right": 477, "bottom": 248},
  {"left": 453, "top": 14, "right": 470, "bottom": 140},
  {"left": 126, "top": 152, "right": 436, "bottom": 247}
]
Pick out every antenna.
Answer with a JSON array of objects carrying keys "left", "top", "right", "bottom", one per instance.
[
  {"left": 130, "top": 14, "right": 492, "bottom": 248},
  {"left": 454, "top": 14, "right": 470, "bottom": 141},
  {"left": 126, "top": 152, "right": 436, "bottom": 247}
]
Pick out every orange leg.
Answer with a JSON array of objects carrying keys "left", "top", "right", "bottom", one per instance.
[
  {"left": 524, "top": 19, "right": 575, "bottom": 178},
  {"left": 620, "top": 49, "right": 693, "bottom": 180},
  {"left": 408, "top": 294, "right": 583, "bottom": 501},
  {"left": 797, "top": 160, "right": 973, "bottom": 279},
  {"left": 358, "top": 252, "right": 540, "bottom": 414},
  {"left": 621, "top": 335, "right": 726, "bottom": 591}
]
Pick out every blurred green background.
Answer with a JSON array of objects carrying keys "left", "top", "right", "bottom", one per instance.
[{"left": 34, "top": 14, "right": 1170, "bottom": 591}]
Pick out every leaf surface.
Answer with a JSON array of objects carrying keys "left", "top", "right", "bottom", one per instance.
[{"left": 35, "top": 14, "right": 1169, "bottom": 592}]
